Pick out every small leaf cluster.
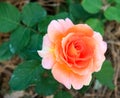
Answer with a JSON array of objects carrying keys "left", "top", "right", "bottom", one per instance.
[{"left": 0, "top": 0, "right": 116, "bottom": 97}]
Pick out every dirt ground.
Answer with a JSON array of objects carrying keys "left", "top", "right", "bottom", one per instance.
[{"left": 0, "top": 0, "right": 120, "bottom": 98}]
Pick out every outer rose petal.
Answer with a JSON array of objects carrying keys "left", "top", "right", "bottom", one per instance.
[
  {"left": 52, "top": 63, "right": 71, "bottom": 89},
  {"left": 37, "top": 34, "right": 55, "bottom": 69},
  {"left": 93, "top": 32, "right": 107, "bottom": 72},
  {"left": 48, "top": 18, "right": 74, "bottom": 42},
  {"left": 38, "top": 52, "right": 55, "bottom": 69},
  {"left": 38, "top": 34, "right": 53, "bottom": 57},
  {"left": 52, "top": 62, "right": 92, "bottom": 90},
  {"left": 66, "top": 24, "right": 93, "bottom": 37},
  {"left": 93, "top": 32, "right": 107, "bottom": 54},
  {"left": 71, "top": 73, "right": 92, "bottom": 89}
]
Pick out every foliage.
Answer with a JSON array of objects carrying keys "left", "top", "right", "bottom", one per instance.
[
  {"left": 81, "top": 0, "right": 103, "bottom": 14},
  {"left": 0, "top": 2, "right": 20, "bottom": 32},
  {"left": 54, "top": 91, "right": 72, "bottom": 98},
  {"left": 95, "top": 60, "right": 115, "bottom": 90},
  {"left": 0, "top": 0, "right": 117, "bottom": 97}
]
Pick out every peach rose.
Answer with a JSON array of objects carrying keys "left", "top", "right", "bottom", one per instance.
[{"left": 38, "top": 18, "right": 107, "bottom": 90}]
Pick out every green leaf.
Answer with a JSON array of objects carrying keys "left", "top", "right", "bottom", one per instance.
[
  {"left": 25, "top": 33, "right": 42, "bottom": 50},
  {"left": 85, "top": 18, "right": 104, "bottom": 35},
  {"left": 38, "top": 16, "right": 53, "bottom": 34},
  {"left": 21, "top": 2, "right": 47, "bottom": 26},
  {"left": 19, "top": 34, "right": 42, "bottom": 60},
  {"left": 104, "top": 6, "right": 120, "bottom": 22},
  {"left": 115, "top": 0, "right": 120, "bottom": 4},
  {"left": 54, "top": 12, "right": 70, "bottom": 19},
  {"left": 0, "top": 41, "right": 13, "bottom": 61},
  {"left": 54, "top": 91, "right": 73, "bottom": 98},
  {"left": 66, "top": 0, "right": 73, "bottom": 5},
  {"left": 9, "top": 26, "right": 31, "bottom": 53},
  {"left": 69, "top": 4, "right": 90, "bottom": 22},
  {"left": 95, "top": 60, "right": 115, "bottom": 90},
  {"left": 35, "top": 71, "right": 59, "bottom": 96},
  {"left": 9, "top": 60, "right": 43, "bottom": 90},
  {"left": 20, "top": 50, "right": 41, "bottom": 61},
  {"left": 107, "top": 0, "right": 115, "bottom": 3},
  {"left": 0, "top": 2, "right": 20, "bottom": 32},
  {"left": 69, "top": 4, "right": 82, "bottom": 20},
  {"left": 81, "top": 0, "right": 103, "bottom": 14}
]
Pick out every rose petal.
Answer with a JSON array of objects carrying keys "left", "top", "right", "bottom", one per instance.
[
  {"left": 71, "top": 59, "right": 93, "bottom": 75},
  {"left": 37, "top": 34, "right": 55, "bottom": 69},
  {"left": 43, "top": 34, "right": 52, "bottom": 46},
  {"left": 62, "top": 33, "right": 74, "bottom": 60},
  {"left": 58, "top": 18, "right": 74, "bottom": 31},
  {"left": 38, "top": 34, "right": 53, "bottom": 58},
  {"left": 93, "top": 32, "right": 107, "bottom": 72},
  {"left": 67, "top": 24, "right": 93, "bottom": 37},
  {"left": 93, "top": 32, "right": 107, "bottom": 54},
  {"left": 42, "top": 55, "right": 55, "bottom": 69},
  {"left": 52, "top": 63, "right": 71, "bottom": 89},
  {"left": 94, "top": 54, "right": 105, "bottom": 72},
  {"left": 48, "top": 18, "right": 74, "bottom": 42},
  {"left": 71, "top": 73, "right": 92, "bottom": 89}
]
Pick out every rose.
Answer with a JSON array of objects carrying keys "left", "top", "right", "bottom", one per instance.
[{"left": 38, "top": 18, "right": 107, "bottom": 90}]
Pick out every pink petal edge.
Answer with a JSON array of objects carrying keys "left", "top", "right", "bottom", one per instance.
[
  {"left": 47, "top": 18, "right": 74, "bottom": 42},
  {"left": 93, "top": 32, "right": 107, "bottom": 72},
  {"left": 52, "top": 63, "right": 71, "bottom": 89}
]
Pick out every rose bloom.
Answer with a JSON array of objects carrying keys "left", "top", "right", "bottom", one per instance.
[{"left": 38, "top": 18, "right": 107, "bottom": 90}]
